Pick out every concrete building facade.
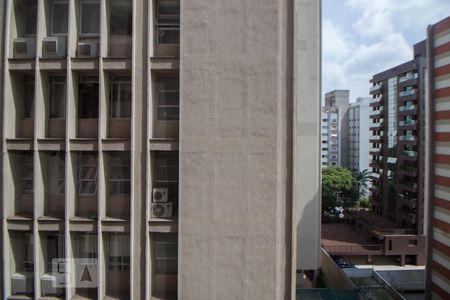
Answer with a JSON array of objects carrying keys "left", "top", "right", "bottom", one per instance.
[
  {"left": 368, "top": 41, "right": 428, "bottom": 265},
  {"left": 348, "top": 97, "right": 371, "bottom": 173},
  {"left": 426, "top": 16, "right": 450, "bottom": 300},
  {"left": 0, "top": 0, "right": 321, "bottom": 299},
  {"left": 321, "top": 90, "right": 349, "bottom": 167}
]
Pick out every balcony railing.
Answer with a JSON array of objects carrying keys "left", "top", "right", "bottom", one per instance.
[
  {"left": 323, "top": 244, "right": 383, "bottom": 254},
  {"left": 399, "top": 120, "right": 417, "bottom": 126},
  {"left": 370, "top": 135, "right": 381, "bottom": 141},
  {"left": 402, "top": 150, "right": 418, "bottom": 157},
  {"left": 370, "top": 96, "right": 383, "bottom": 104},
  {"left": 399, "top": 73, "right": 418, "bottom": 83},
  {"left": 370, "top": 147, "right": 381, "bottom": 153},
  {"left": 399, "top": 135, "right": 416, "bottom": 141},
  {"left": 399, "top": 105, "right": 416, "bottom": 112},
  {"left": 370, "top": 83, "right": 383, "bottom": 93},
  {"left": 399, "top": 90, "right": 416, "bottom": 97}
]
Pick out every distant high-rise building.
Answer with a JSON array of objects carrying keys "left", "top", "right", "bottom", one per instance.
[
  {"left": 368, "top": 41, "right": 428, "bottom": 265},
  {"left": 348, "top": 97, "right": 371, "bottom": 173},
  {"left": 321, "top": 90, "right": 349, "bottom": 167},
  {"left": 426, "top": 16, "right": 450, "bottom": 300},
  {"left": 0, "top": 0, "right": 322, "bottom": 299}
]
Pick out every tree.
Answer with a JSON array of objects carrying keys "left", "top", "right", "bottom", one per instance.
[
  {"left": 350, "top": 169, "right": 371, "bottom": 204},
  {"left": 322, "top": 167, "right": 354, "bottom": 215}
]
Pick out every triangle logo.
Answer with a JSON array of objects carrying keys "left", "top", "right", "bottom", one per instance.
[{"left": 80, "top": 265, "right": 93, "bottom": 282}]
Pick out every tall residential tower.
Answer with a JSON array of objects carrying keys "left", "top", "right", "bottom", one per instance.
[{"left": 0, "top": 0, "right": 322, "bottom": 299}]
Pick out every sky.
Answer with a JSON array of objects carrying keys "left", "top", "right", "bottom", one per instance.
[{"left": 322, "top": 0, "right": 450, "bottom": 102}]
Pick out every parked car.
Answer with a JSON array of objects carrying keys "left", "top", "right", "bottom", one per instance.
[{"left": 331, "top": 256, "right": 355, "bottom": 268}]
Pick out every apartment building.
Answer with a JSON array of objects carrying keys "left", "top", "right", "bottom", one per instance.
[
  {"left": 348, "top": 97, "right": 371, "bottom": 173},
  {"left": 321, "top": 90, "right": 349, "bottom": 167},
  {"left": 0, "top": 0, "right": 321, "bottom": 299},
  {"left": 368, "top": 41, "right": 428, "bottom": 265},
  {"left": 321, "top": 106, "right": 339, "bottom": 166},
  {"left": 426, "top": 16, "right": 450, "bottom": 300}
]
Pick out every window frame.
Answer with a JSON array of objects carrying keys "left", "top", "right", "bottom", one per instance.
[
  {"left": 77, "top": 154, "right": 98, "bottom": 196},
  {"left": 21, "top": 155, "right": 34, "bottom": 194},
  {"left": 50, "top": 0, "right": 69, "bottom": 36},
  {"left": 109, "top": 76, "right": 132, "bottom": 118},
  {"left": 23, "top": 0, "right": 38, "bottom": 36},
  {"left": 154, "top": 233, "right": 177, "bottom": 275},
  {"left": 108, "top": 155, "right": 131, "bottom": 196},
  {"left": 49, "top": 76, "right": 66, "bottom": 119},
  {"left": 78, "top": 76, "right": 99, "bottom": 119},
  {"left": 108, "top": 234, "right": 130, "bottom": 271},
  {"left": 156, "top": 78, "right": 179, "bottom": 121},
  {"left": 155, "top": 0, "right": 180, "bottom": 45},
  {"left": 79, "top": 0, "right": 101, "bottom": 37},
  {"left": 109, "top": 0, "right": 133, "bottom": 36}
]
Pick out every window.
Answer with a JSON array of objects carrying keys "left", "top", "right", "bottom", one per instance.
[
  {"left": 110, "top": 76, "right": 132, "bottom": 118},
  {"left": 23, "top": 80, "right": 35, "bottom": 119},
  {"left": 78, "top": 234, "right": 97, "bottom": 259},
  {"left": 21, "top": 154, "right": 33, "bottom": 194},
  {"left": 23, "top": 0, "right": 37, "bottom": 35},
  {"left": 108, "top": 234, "right": 130, "bottom": 271},
  {"left": 80, "top": 0, "right": 100, "bottom": 36},
  {"left": 77, "top": 153, "right": 97, "bottom": 195},
  {"left": 55, "top": 153, "right": 65, "bottom": 195},
  {"left": 78, "top": 76, "right": 99, "bottom": 118},
  {"left": 156, "top": 0, "right": 180, "bottom": 45},
  {"left": 51, "top": 1, "right": 68, "bottom": 35},
  {"left": 23, "top": 233, "right": 34, "bottom": 270},
  {"left": 157, "top": 78, "right": 179, "bottom": 120},
  {"left": 154, "top": 152, "right": 178, "bottom": 201},
  {"left": 108, "top": 153, "right": 130, "bottom": 195},
  {"left": 49, "top": 77, "right": 66, "bottom": 118},
  {"left": 109, "top": 0, "right": 132, "bottom": 35},
  {"left": 154, "top": 233, "right": 177, "bottom": 274},
  {"left": 46, "top": 234, "right": 64, "bottom": 272}
]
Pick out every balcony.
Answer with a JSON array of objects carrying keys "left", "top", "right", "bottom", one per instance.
[
  {"left": 370, "top": 121, "right": 383, "bottom": 129},
  {"left": 399, "top": 90, "right": 416, "bottom": 97},
  {"left": 399, "top": 165, "right": 418, "bottom": 177},
  {"left": 371, "top": 173, "right": 381, "bottom": 180},
  {"left": 399, "top": 135, "right": 416, "bottom": 142},
  {"left": 399, "top": 73, "right": 418, "bottom": 83},
  {"left": 370, "top": 96, "right": 383, "bottom": 107},
  {"left": 370, "top": 83, "right": 383, "bottom": 94},
  {"left": 399, "top": 105, "right": 417, "bottom": 114},
  {"left": 399, "top": 120, "right": 417, "bottom": 127},
  {"left": 370, "top": 147, "right": 381, "bottom": 154},
  {"left": 399, "top": 180, "right": 418, "bottom": 192},
  {"left": 402, "top": 150, "right": 418, "bottom": 157},
  {"left": 370, "top": 135, "right": 381, "bottom": 141}
]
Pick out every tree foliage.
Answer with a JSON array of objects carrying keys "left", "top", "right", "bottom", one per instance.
[{"left": 322, "top": 167, "right": 371, "bottom": 215}]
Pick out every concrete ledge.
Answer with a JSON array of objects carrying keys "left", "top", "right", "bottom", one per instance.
[
  {"left": 7, "top": 219, "right": 33, "bottom": 231},
  {"left": 69, "top": 219, "right": 98, "bottom": 232},
  {"left": 69, "top": 139, "right": 98, "bottom": 151},
  {"left": 38, "top": 58, "right": 67, "bottom": 70},
  {"left": 6, "top": 138, "right": 34, "bottom": 151},
  {"left": 150, "top": 57, "right": 180, "bottom": 70},
  {"left": 37, "top": 138, "right": 66, "bottom": 151},
  {"left": 101, "top": 219, "right": 130, "bottom": 232},
  {"left": 71, "top": 58, "right": 99, "bottom": 70},
  {"left": 102, "top": 139, "right": 131, "bottom": 151},
  {"left": 149, "top": 221, "right": 178, "bottom": 233},
  {"left": 149, "top": 139, "right": 179, "bottom": 151},
  {"left": 37, "top": 220, "right": 64, "bottom": 232},
  {"left": 102, "top": 57, "right": 131, "bottom": 70},
  {"left": 8, "top": 58, "right": 35, "bottom": 71}
]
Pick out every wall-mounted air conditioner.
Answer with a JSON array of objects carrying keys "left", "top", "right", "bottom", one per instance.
[
  {"left": 41, "top": 273, "right": 64, "bottom": 296},
  {"left": 11, "top": 272, "right": 34, "bottom": 295},
  {"left": 13, "top": 37, "right": 36, "bottom": 58},
  {"left": 152, "top": 187, "right": 168, "bottom": 203},
  {"left": 77, "top": 42, "right": 98, "bottom": 58},
  {"left": 151, "top": 202, "right": 173, "bottom": 218},
  {"left": 42, "top": 37, "right": 66, "bottom": 58}
]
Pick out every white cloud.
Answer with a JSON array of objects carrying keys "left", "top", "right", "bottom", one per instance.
[{"left": 323, "top": 0, "right": 450, "bottom": 101}]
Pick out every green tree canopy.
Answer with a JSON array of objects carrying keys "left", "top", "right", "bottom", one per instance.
[{"left": 322, "top": 167, "right": 354, "bottom": 215}]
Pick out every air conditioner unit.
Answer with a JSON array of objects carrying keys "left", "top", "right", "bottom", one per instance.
[
  {"left": 153, "top": 187, "right": 168, "bottom": 203},
  {"left": 11, "top": 271, "right": 34, "bottom": 295},
  {"left": 13, "top": 37, "right": 36, "bottom": 58},
  {"left": 77, "top": 42, "right": 98, "bottom": 58},
  {"left": 42, "top": 37, "right": 66, "bottom": 58},
  {"left": 41, "top": 273, "right": 64, "bottom": 296},
  {"left": 151, "top": 202, "right": 173, "bottom": 218}
]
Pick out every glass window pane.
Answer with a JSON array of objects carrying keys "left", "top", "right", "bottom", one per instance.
[
  {"left": 24, "top": 2, "right": 37, "bottom": 35},
  {"left": 157, "top": 106, "right": 179, "bottom": 121},
  {"left": 79, "top": 181, "right": 97, "bottom": 195},
  {"left": 24, "top": 81, "right": 35, "bottom": 119},
  {"left": 81, "top": 1, "right": 100, "bottom": 35},
  {"left": 110, "top": 0, "right": 132, "bottom": 35},
  {"left": 51, "top": 2, "right": 68, "bottom": 34},
  {"left": 157, "top": 1, "right": 179, "bottom": 15},
  {"left": 157, "top": 28, "right": 179, "bottom": 45},
  {"left": 110, "top": 79, "right": 132, "bottom": 118},
  {"left": 78, "top": 77, "right": 99, "bottom": 118},
  {"left": 50, "top": 78, "right": 66, "bottom": 118}
]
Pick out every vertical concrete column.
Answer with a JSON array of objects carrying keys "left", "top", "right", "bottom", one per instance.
[
  {"left": 293, "top": 0, "right": 321, "bottom": 275},
  {"left": 130, "top": 0, "right": 147, "bottom": 299}
]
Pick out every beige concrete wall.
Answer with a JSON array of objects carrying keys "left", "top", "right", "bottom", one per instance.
[{"left": 179, "top": 0, "right": 320, "bottom": 299}]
